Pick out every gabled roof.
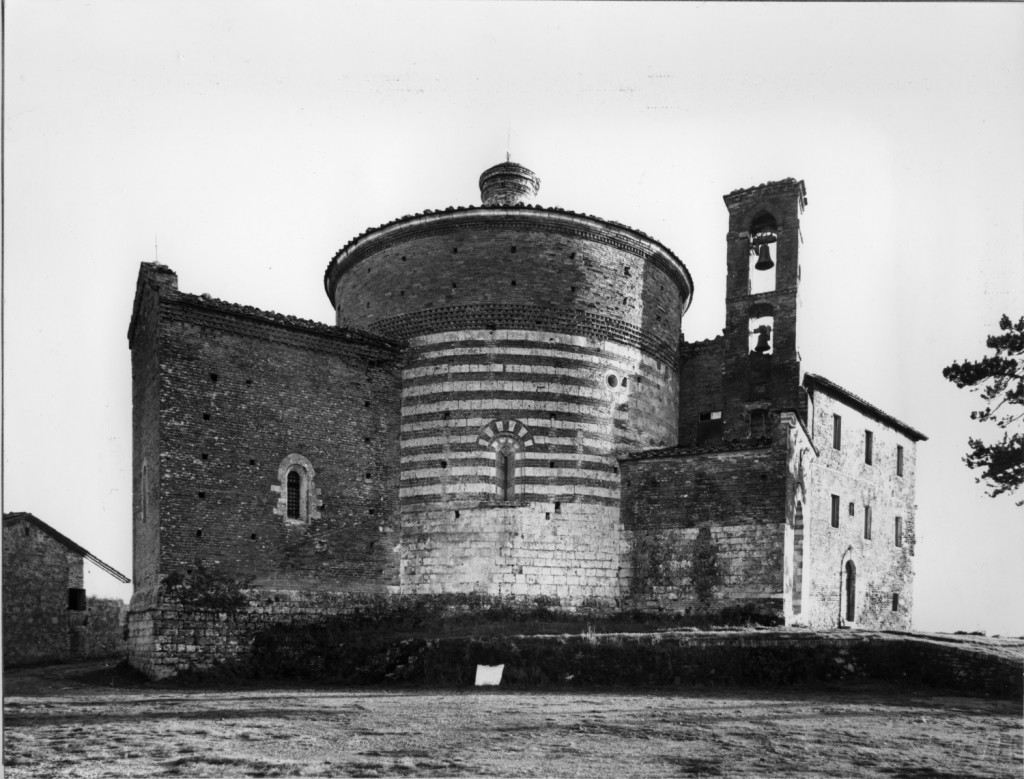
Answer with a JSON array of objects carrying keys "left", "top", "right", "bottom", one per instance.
[
  {"left": 803, "top": 373, "right": 928, "bottom": 442},
  {"left": 3, "top": 512, "right": 130, "bottom": 583}
]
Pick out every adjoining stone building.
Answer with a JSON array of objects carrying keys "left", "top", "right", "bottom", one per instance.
[
  {"left": 127, "top": 162, "right": 926, "bottom": 677},
  {"left": 3, "top": 512, "right": 130, "bottom": 666}
]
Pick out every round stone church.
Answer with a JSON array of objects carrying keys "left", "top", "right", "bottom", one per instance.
[{"left": 127, "top": 160, "right": 924, "bottom": 677}]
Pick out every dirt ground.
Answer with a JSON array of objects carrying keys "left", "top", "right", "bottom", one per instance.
[{"left": 3, "top": 660, "right": 1021, "bottom": 778}]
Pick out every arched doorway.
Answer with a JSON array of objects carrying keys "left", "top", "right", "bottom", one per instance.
[{"left": 844, "top": 559, "right": 857, "bottom": 623}]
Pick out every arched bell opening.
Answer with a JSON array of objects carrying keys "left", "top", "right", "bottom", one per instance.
[
  {"left": 748, "top": 212, "right": 778, "bottom": 295},
  {"left": 748, "top": 315, "right": 775, "bottom": 355}
]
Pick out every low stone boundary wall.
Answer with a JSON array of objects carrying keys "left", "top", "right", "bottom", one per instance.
[{"left": 247, "top": 628, "right": 1023, "bottom": 698}]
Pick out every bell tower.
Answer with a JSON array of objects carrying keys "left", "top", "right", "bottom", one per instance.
[{"left": 720, "top": 178, "right": 808, "bottom": 440}]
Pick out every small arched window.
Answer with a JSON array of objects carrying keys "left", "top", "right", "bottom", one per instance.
[
  {"left": 286, "top": 471, "right": 301, "bottom": 519},
  {"left": 274, "top": 454, "right": 320, "bottom": 523}
]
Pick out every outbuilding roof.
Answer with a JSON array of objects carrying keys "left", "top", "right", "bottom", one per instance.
[
  {"left": 803, "top": 373, "right": 928, "bottom": 442},
  {"left": 3, "top": 512, "right": 131, "bottom": 583}
]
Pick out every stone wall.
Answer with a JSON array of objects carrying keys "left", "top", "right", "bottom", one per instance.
[
  {"left": 84, "top": 597, "right": 128, "bottom": 659},
  {"left": 803, "top": 388, "right": 918, "bottom": 630},
  {"left": 2, "top": 521, "right": 83, "bottom": 666},
  {"left": 620, "top": 439, "right": 789, "bottom": 617}
]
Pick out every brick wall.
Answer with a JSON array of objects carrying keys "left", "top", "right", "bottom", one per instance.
[
  {"left": 145, "top": 295, "right": 404, "bottom": 593},
  {"left": 129, "top": 265, "right": 174, "bottom": 589},
  {"left": 678, "top": 337, "right": 724, "bottom": 446},
  {"left": 803, "top": 389, "right": 917, "bottom": 629},
  {"left": 328, "top": 212, "right": 690, "bottom": 371},
  {"left": 2, "top": 522, "right": 83, "bottom": 665}
]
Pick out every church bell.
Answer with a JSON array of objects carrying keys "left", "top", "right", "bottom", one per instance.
[
  {"left": 754, "top": 326, "right": 771, "bottom": 353},
  {"left": 754, "top": 243, "right": 774, "bottom": 271}
]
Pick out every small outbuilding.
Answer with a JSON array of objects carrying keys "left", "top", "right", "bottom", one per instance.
[{"left": 3, "top": 512, "right": 130, "bottom": 666}]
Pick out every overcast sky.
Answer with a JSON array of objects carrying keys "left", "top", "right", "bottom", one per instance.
[{"left": 4, "top": 1, "right": 1023, "bottom": 635}]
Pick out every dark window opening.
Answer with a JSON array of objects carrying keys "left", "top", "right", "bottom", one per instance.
[
  {"left": 845, "top": 561, "right": 857, "bottom": 622},
  {"left": 497, "top": 450, "right": 515, "bottom": 501},
  {"left": 202, "top": 413, "right": 211, "bottom": 421},
  {"left": 201, "top": 453, "right": 208, "bottom": 460},
  {"left": 830, "top": 495, "right": 840, "bottom": 528},
  {"left": 554, "top": 501, "right": 561, "bottom": 512},
  {"left": 68, "top": 588, "right": 86, "bottom": 611},
  {"left": 897, "top": 445, "right": 904, "bottom": 476},
  {"left": 749, "top": 409, "right": 770, "bottom": 437},
  {"left": 249, "top": 459, "right": 256, "bottom": 465},
  {"left": 864, "top": 506, "right": 873, "bottom": 540},
  {"left": 196, "top": 529, "right": 203, "bottom": 538},
  {"left": 250, "top": 533, "right": 258, "bottom": 540},
  {"left": 697, "top": 411, "right": 724, "bottom": 445},
  {"left": 197, "top": 491, "right": 205, "bottom": 499},
  {"left": 607, "top": 375, "right": 619, "bottom": 388},
  {"left": 865, "top": 431, "right": 874, "bottom": 465},
  {"left": 832, "top": 414, "right": 842, "bottom": 449},
  {"left": 210, "top": 373, "right": 218, "bottom": 382},
  {"left": 895, "top": 516, "right": 903, "bottom": 547},
  {"left": 892, "top": 593, "right": 900, "bottom": 612},
  {"left": 440, "top": 460, "right": 447, "bottom": 469},
  {"left": 848, "top": 501, "right": 855, "bottom": 517},
  {"left": 286, "top": 471, "right": 301, "bottom": 519}
]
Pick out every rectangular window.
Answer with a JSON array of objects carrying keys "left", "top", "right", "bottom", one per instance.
[
  {"left": 68, "top": 588, "right": 87, "bottom": 611},
  {"left": 696, "top": 411, "right": 723, "bottom": 444},
  {"left": 892, "top": 593, "right": 900, "bottom": 612},
  {"left": 749, "top": 409, "right": 769, "bottom": 437},
  {"left": 895, "top": 516, "right": 903, "bottom": 547},
  {"left": 897, "top": 445, "right": 904, "bottom": 477},
  {"left": 830, "top": 495, "right": 840, "bottom": 528},
  {"left": 832, "top": 414, "right": 842, "bottom": 450},
  {"left": 865, "top": 431, "right": 873, "bottom": 465},
  {"left": 864, "top": 506, "right": 873, "bottom": 540}
]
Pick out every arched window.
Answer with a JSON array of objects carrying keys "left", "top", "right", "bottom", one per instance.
[
  {"left": 286, "top": 471, "right": 301, "bottom": 519},
  {"left": 478, "top": 418, "right": 534, "bottom": 504},
  {"left": 274, "top": 454, "right": 320, "bottom": 523}
]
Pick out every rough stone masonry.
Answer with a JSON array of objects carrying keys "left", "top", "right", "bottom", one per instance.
[{"left": 127, "top": 161, "right": 926, "bottom": 678}]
